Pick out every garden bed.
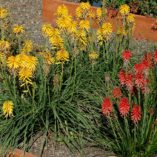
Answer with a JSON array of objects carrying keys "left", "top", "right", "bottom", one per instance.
[{"left": 0, "top": 1, "right": 157, "bottom": 157}]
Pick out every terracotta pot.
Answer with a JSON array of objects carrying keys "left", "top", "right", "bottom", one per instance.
[
  {"left": 43, "top": 0, "right": 157, "bottom": 42},
  {"left": 8, "top": 149, "right": 36, "bottom": 157}
]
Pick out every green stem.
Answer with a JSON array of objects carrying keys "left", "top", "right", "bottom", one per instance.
[{"left": 60, "top": 62, "right": 64, "bottom": 91}]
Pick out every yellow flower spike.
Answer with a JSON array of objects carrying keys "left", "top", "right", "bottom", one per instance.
[
  {"left": 67, "top": 21, "right": 77, "bottom": 34},
  {"left": 76, "top": 2, "right": 91, "bottom": 19},
  {"left": 76, "top": 29, "right": 87, "bottom": 49},
  {"left": 27, "top": 55, "right": 38, "bottom": 71},
  {"left": 13, "top": 25, "right": 25, "bottom": 34},
  {"left": 7, "top": 55, "right": 20, "bottom": 70},
  {"left": 0, "top": 40, "right": 10, "bottom": 51},
  {"left": 127, "top": 13, "right": 135, "bottom": 23},
  {"left": 21, "top": 40, "right": 33, "bottom": 53},
  {"left": 2, "top": 101, "right": 14, "bottom": 118},
  {"left": 89, "top": 51, "right": 99, "bottom": 60},
  {"left": 76, "top": 29, "right": 87, "bottom": 45},
  {"left": 76, "top": 7, "right": 82, "bottom": 19},
  {"left": 56, "top": 5, "right": 68, "bottom": 17},
  {"left": 119, "top": 4, "right": 130, "bottom": 16},
  {"left": 96, "top": 8, "right": 102, "bottom": 19},
  {"left": 97, "top": 22, "right": 113, "bottom": 42},
  {"left": 49, "top": 35, "right": 64, "bottom": 49},
  {"left": 56, "top": 15, "right": 72, "bottom": 29},
  {"left": 102, "top": 22, "right": 113, "bottom": 34},
  {"left": 19, "top": 67, "right": 33, "bottom": 85},
  {"left": 42, "top": 24, "right": 54, "bottom": 37},
  {"left": 79, "top": 2, "right": 91, "bottom": 10},
  {"left": 0, "top": 7, "right": 8, "bottom": 19},
  {"left": 56, "top": 49, "right": 69, "bottom": 62},
  {"left": 16, "top": 54, "right": 38, "bottom": 72},
  {"left": 79, "top": 20, "right": 90, "bottom": 31}
]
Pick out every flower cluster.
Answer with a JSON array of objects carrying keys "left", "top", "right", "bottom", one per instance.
[
  {"left": 102, "top": 49, "right": 157, "bottom": 124},
  {"left": 7, "top": 53, "right": 38, "bottom": 85},
  {"left": 118, "top": 50, "right": 157, "bottom": 93},
  {"left": 97, "top": 22, "right": 113, "bottom": 43},
  {"left": 102, "top": 94, "right": 141, "bottom": 123}
]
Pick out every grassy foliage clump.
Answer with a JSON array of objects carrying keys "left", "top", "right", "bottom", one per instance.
[{"left": 0, "top": 3, "right": 157, "bottom": 157}]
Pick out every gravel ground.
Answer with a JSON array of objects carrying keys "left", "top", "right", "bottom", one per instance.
[{"left": 0, "top": 0, "right": 43, "bottom": 44}]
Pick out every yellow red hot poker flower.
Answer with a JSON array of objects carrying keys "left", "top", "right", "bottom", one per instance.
[
  {"left": 0, "top": 40, "right": 10, "bottom": 51},
  {"left": 119, "top": 4, "right": 130, "bottom": 16},
  {"left": 2, "top": 100, "right": 14, "bottom": 118},
  {"left": 0, "top": 7, "right": 8, "bottom": 19},
  {"left": 13, "top": 25, "right": 25, "bottom": 34},
  {"left": 21, "top": 40, "right": 33, "bottom": 53},
  {"left": 56, "top": 49, "right": 69, "bottom": 62}
]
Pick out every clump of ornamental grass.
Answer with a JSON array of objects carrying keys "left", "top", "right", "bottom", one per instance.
[
  {"left": 100, "top": 49, "right": 157, "bottom": 157},
  {"left": 0, "top": 3, "right": 156, "bottom": 157}
]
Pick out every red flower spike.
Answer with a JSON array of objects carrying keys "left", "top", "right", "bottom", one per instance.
[
  {"left": 142, "top": 53, "right": 153, "bottom": 70},
  {"left": 119, "top": 97, "right": 130, "bottom": 117},
  {"left": 134, "top": 63, "right": 145, "bottom": 74},
  {"left": 102, "top": 97, "right": 113, "bottom": 116},
  {"left": 122, "top": 50, "right": 132, "bottom": 61},
  {"left": 135, "top": 73, "right": 145, "bottom": 88},
  {"left": 125, "top": 72, "right": 134, "bottom": 91},
  {"left": 154, "top": 50, "right": 157, "bottom": 63},
  {"left": 113, "top": 87, "right": 122, "bottom": 99},
  {"left": 118, "top": 70, "right": 126, "bottom": 85},
  {"left": 118, "top": 70, "right": 134, "bottom": 91},
  {"left": 131, "top": 105, "right": 141, "bottom": 123}
]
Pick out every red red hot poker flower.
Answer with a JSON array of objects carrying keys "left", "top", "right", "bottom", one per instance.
[
  {"left": 113, "top": 87, "right": 122, "bottom": 98},
  {"left": 134, "top": 62, "right": 145, "bottom": 74},
  {"left": 135, "top": 73, "right": 145, "bottom": 88},
  {"left": 131, "top": 105, "right": 141, "bottom": 123},
  {"left": 102, "top": 97, "right": 113, "bottom": 116},
  {"left": 122, "top": 50, "right": 132, "bottom": 61},
  {"left": 118, "top": 70, "right": 126, "bottom": 85},
  {"left": 119, "top": 97, "right": 130, "bottom": 117},
  {"left": 141, "top": 53, "right": 153, "bottom": 70},
  {"left": 125, "top": 72, "right": 134, "bottom": 91},
  {"left": 118, "top": 70, "right": 134, "bottom": 91}
]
